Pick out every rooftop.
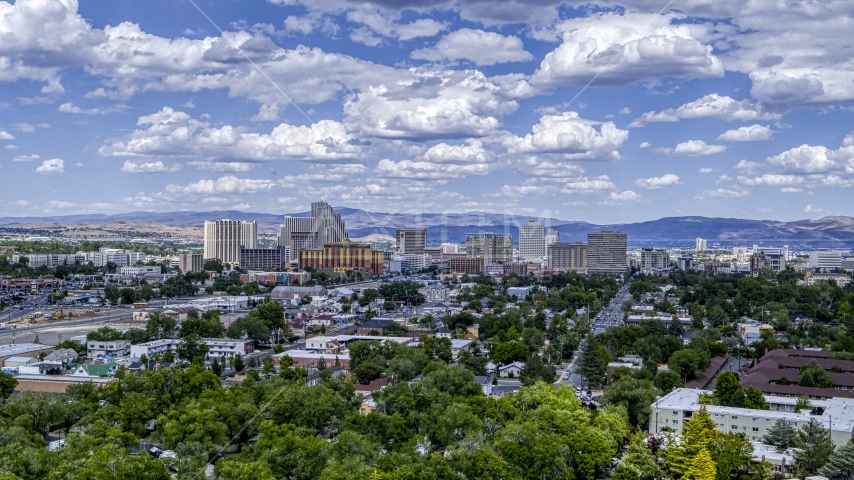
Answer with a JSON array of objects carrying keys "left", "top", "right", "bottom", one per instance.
[{"left": 0, "top": 343, "right": 52, "bottom": 357}]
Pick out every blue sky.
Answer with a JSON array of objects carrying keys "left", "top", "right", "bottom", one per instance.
[{"left": 1, "top": 0, "right": 853, "bottom": 223}]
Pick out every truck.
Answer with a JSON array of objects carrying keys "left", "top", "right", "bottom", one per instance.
[{"left": 0, "top": 323, "right": 5, "bottom": 330}]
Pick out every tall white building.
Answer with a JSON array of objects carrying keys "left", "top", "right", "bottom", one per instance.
[
  {"left": 809, "top": 251, "right": 843, "bottom": 269},
  {"left": 277, "top": 201, "right": 348, "bottom": 261},
  {"left": 732, "top": 246, "right": 751, "bottom": 263},
  {"left": 696, "top": 237, "right": 707, "bottom": 252},
  {"left": 640, "top": 248, "right": 670, "bottom": 270},
  {"left": 518, "top": 219, "right": 546, "bottom": 262},
  {"left": 466, "top": 233, "right": 513, "bottom": 265},
  {"left": 203, "top": 219, "right": 257, "bottom": 265},
  {"left": 750, "top": 245, "right": 788, "bottom": 274},
  {"left": 440, "top": 243, "right": 459, "bottom": 254},
  {"left": 545, "top": 228, "right": 559, "bottom": 248},
  {"left": 396, "top": 228, "right": 427, "bottom": 254}
]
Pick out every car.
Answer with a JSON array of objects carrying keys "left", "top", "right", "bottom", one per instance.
[{"left": 148, "top": 447, "right": 162, "bottom": 457}]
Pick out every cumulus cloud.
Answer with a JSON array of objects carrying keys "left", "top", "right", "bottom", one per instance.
[
  {"left": 0, "top": 130, "right": 14, "bottom": 140},
  {"left": 656, "top": 140, "right": 726, "bottom": 156},
  {"left": 766, "top": 142, "right": 854, "bottom": 174},
  {"left": 804, "top": 204, "right": 826, "bottom": 213},
  {"left": 188, "top": 161, "right": 256, "bottom": 173},
  {"left": 635, "top": 173, "right": 681, "bottom": 189},
  {"left": 508, "top": 111, "right": 628, "bottom": 161},
  {"left": 717, "top": 124, "right": 774, "bottom": 142},
  {"left": 120, "top": 160, "right": 181, "bottom": 173},
  {"left": 638, "top": 142, "right": 650, "bottom": 148},
  {"left": 13, "top": 154, "right": 39, "bottom": 162},
  {"left": 737, "top": 174, "right": 804, "bottom": 186},
  {"left": 699, "top": 168, "right": 715, "bottom": 174},
  {"left": 418, "top": 139, "right": 494, "bottom": 165},
  {"left": 411, "top": 29, "right": 533, "bottom": 66},
  {"left": 35, "top": 158, "right": 64, "bottom": 173},
  {"left": 513, "top": 157, "right": 585, "bottom": 182},
  {"left": 532, "top": 13, "right": 722, "bottom": 87},
  {"left": 695, "top": 188, "right": 750, "bottom": 199},
  {"left": 99, "top": 107, "right": 364, "bottom": 162},
  {"left": 733, "top": 160, "right": 762, "bottom": 175},
  {"left": 629, "top": 94, "right": 780, "bottom": 127},
  {"left": 165, "top": 175, "right": 276, "bottom": 194},
  {"left": 58, "top": 102, "right": 108, "bottom": 115},
  {"left": 374, "top": 158, "right": 496, "bottom": 180},
  {"left": 780, "top": 187, "right": 802, "bottom": 193},
  {"left": 600, "top": 190, "right": 644, "bottom": 205},
  {"left": 561, "top": 175, "right": 616, "bottom": 194}
]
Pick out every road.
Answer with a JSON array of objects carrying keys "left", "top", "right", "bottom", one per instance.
[
  {"left": 0, "top": 311, "right": 138, "bottom": 345},
  {"left": 557, "top": 279, "right": 633, "bottom": 389}
]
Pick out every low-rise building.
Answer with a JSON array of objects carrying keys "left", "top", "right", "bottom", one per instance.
[
  {"left": 87, "top": 340, "right": 131, "bottom": 357},
  {"left": 737, "top": 323, "right": 774, "bottom": 346},
  {"left": 0, "top": 343, "right": 55, "bottom": 368},
  {"left": 70, "top": 362, "right": 119, "bottom": 377},
  {"left": 499, "top": 361, "right": 524, "bottom": 378},
  {"left": 129, "top": 339, "right": 182, "bottom": 358},
  {"left": 272, "top": 350, "right": 350, "bottom": 369},
  {"left": 203, "top": 338, "right": 254, "bottom": 359}
]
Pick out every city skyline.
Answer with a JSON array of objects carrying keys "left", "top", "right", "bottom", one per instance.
[{"left": 1, "top": 0, "right": 854, "bottom": 223}]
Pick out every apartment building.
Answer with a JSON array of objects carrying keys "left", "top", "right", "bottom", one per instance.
[
  {"left": 396, "top": 228, "right": 427, "bottom": 254},
  {"left": 465, "top": 233, "right": 513, "bottom": 265},
  {"left": 548, "top": 242, "right": 588, "bottom": 272},
  {"left": 808, "top": 250, "right": 843, "bottom": 269},
  {"left": 178, "top": 253, "right": 204, "bottom": 273},
  {"left": 518, "top": 219, "right": 546, "bottom": 262},
  {"left": 203, "top": 219, "right": 257, "bottom": 265},
  {"left": 640, "top": 248, "right": 670, "bottom": 270},
  {"left": 587, "top": 230, "right": 627, "bottom": 274},
  {"left": 239, "top": 246, "right": 287, "bottom": 271}
]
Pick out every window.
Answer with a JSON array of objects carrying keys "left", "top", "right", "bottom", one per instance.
[
  {"left": 672, "top": 420, "right": 678, "bottom": 425},
  {"left": 752, "top": 427, "right": 759, "bottom": 432},
  {"left": 752, "top": 418, "right": 758, "bottom": 422},
  {"left": 672, "top": 411, "right": 678, "bottom": 415},
  {"left": 731, "top": 416, "right": 739, "bottom": 419},
  {"left": 731, "top": 425, "right": 739, "bottom": 430}
]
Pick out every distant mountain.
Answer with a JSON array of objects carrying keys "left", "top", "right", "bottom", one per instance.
[{"left": 2, "top": 210, "right": 853, "bottom": 248}]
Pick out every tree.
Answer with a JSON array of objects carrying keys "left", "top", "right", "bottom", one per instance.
[
  {"left": 763, "top": 419, "right": 797, "bottom": 449},
  {"left": 683, "top": 448, "right": 716, "bottom": 480},
  {"left": 819, "top": 440, "right": 854, "bottom": 480},
  {"left": 602, "top": 377, "right": 657, "bottom": 426},
  {"left": 317, "top": 356, "right": 327, "bottom": 371},
  {"left": 708, "top": 433, "right": 753, "bottom": 480},
  {"left": 614, "top": 432, "right": 662, "bottom": 480},
  {"left": 578, "top": 337, "right": 608, "bottom": 386},
  {"left": 226, "top": 315, "right": 269, "bottom": 343},
  {"left": 743, "top": 386, "right": 769, "bottom": 410},
  {"left": 713, "top": 371, "right": 741, "bottom": 405},
  {"left": 665, "top": 408, "right": 721, "bottom": 477},
  {"left": 491, "top": 341, "right": 530, "bottom": 365},
  {"left": 519, "top": 354, "right": 556, "bottom": 386},
  {"left": 211, "top": 356, "right": 223, "bottom": 376},
  {"left": 794, "top": 418, "right": 835, "bottom": 477},
  {"left": 146, "top": 312, "right": 178, "bottom": 340},
  {"left": 232, "top": 354, "right": 245, "bottom": 373},
  {"left": 0, "top": 371, "right": 17, "bottom": 400},
  {"left": 87, "top": 326, "right": 122, "bottom": 341},
  {"left": 654, "top": 371, "right": 683, "bottom": 394},
  {"left": 795, "top": 395, "right": 813, "bottom": 413},
  {"left": 175, "top": 334, "right": 210, "bottom": 362},
  {"left": 180, "top": 312, "right": 225, "bottom": 338},
  {"left": 668, "top": 348, "right": 710, "bottom": 382},
  {"left": 728, "top": 388, "right": 745, "bottom": 408}
]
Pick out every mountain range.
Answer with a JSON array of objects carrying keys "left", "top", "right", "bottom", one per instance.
[{"left": 2, "top": 209, "right": 854, "bottom": 248}]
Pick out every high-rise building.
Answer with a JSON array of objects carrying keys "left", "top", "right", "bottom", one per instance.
[
  {"left": 677, "top": 255, "right": 693, "bottom": 271},
  {"left": 545, "top": 228, "right": 560, "bottom": 248},
  {"left": 203, "top": 219, "right": 257, "bottom": 265},
  {"left": 640, "top": 249, "right": 670, "bottom": 270},
  {"left": 696, "top": 238, "right": 707, "bottom": 252},
  {"left": 178, "top": 253, "right": 204, "bottom": 273},
  {"left": 751, "top": 245, "right": 788, "bottom": 274},
  {"left": 298, "top": 239, "right": 384, "bottom": 274},
  {"left": 809, "top": 251, "right": 843, "bottom": 270},
  {"left": 466, "top": 233, "right": 513, "bottom": 265},
  {"left": 396, "top": 228, "right": 427, "bottom": 254},
  {"left": 548, "top": 242, "right": 587, "bottom": 272},
  {"left": 440, "top": 243, "right": 459, "bottom": 254},
  {"left": 519, "top": 219, "right": 546, "bottom": 262},
  {"left": 239, "top": 246, "right": 287, "bottom": 271},
  {"left": 732, "top": 246, "right": 751, "bottom": 263},
  {"left": 278, "top": 201, "right": 348, "bottom": 261},
  {"left": 587, "top": 230, "right": 627, "bottom": 274}
]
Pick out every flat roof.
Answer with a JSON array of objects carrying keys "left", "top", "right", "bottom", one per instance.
[
  {"left": 0, "top": 343, "right": 52, "bottom": 357},
  {"left": 274, "top": 350, "right": 350, "bottom": 360},
  {"left": 656, "top": 388, "right": 854, "bottom": 433}
]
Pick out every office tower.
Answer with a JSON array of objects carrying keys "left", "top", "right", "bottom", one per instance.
[
  {"left": 450, "top": 257, "right": 485, "bottom": 275},
  {"left": 677, "top": 255, "right": 693, "bottom": 271},
  {"left": 203, "top": 219, "right": 257, "bottom": 265},
  {"left": 732, "top": 246, "right": 751, "bottom": 263},
  {"left": 440, "top": 243, "right": 459, "bottom": 254},
  {"left": 696, "top": 237, "right": 707, "bottom": 252},
  {"left": 298, "top": 239, "right": 385, "bottom": 274},
  {"left": 547, "top": 242, "right": 587, "bottom": 272},
  {"left": 545, "top": 228, "right": 559, "bottom": 248},
  {"left": 808, "top": 251, "right": 843, "bottom": 269},
  {"left": 239, "top": 246, "right": 287, "bottom": 271},
  {"left": 640, "top": 248, "right": 670, "bottom": 270},
  {"left": 278, "top": 201, "right": 348, "bottom": 261},
  {"left": 466, "top": 233, "right": 513, "bottom": 265},
  {"left": 178, "top": 253, "right": 204, "bottom": 273},
  {"left": 519, "top": 219, "right": 546, "bottom": 262},
  {"left": 751, "top": 245, "right": 788, "bottom": 273},
  {"left": 396, "top": 227, "right": 427, "bottom": 254},
  {"left": 587, "top": 230, "right": 627, "bottom": 274}
]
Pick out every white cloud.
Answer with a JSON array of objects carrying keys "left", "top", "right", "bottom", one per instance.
[
  {"left": 58, "top": 102, "right": 108, "bottom": 115},
  {"left": 188, "top": 161, "right": 256, "bottom": 173},
  {"left": 343, "top": 69, "right": 516, "bottom": 140},
  {"left": 804, "top": 204, "right": 825, "bottom": 213},
  {"left": 600, "top": 190, "right": 644, "bottom": 205},
  {"left": 0, "top": 130, "right": 14, "bottom": 140},
  {"left": 699, "top": 168, "right": 715, "bottom": 174},
  {"left": 733, "top": 160, "right": 762, "bottom": 175},
  {"left": 717, "top": 124, "right": 774, "bottom": 142},
  {"left": 99, "top": 107, "right": 364, "bottom": 162},
  {"left": 13, "top": 154, "right": 39, "bottom": 162},
  {"left": 395, "top": 19, "right": 447, "bottom": 41},
  {"left": 638, "top": 142, "right": 650, "bottom": 148},
  {"left": 350, "top": 27, "right": 383, "bottom": 46},
  {"left": 120, "top": 160, "right": 181, "bottom": 173},
  {"left": 13, "top": 123, "right": 35, "bottom": 133},
  {"left": 619, "top": 107, "right": 631, "bottom": 115},
  {"left": 695, "top": 188, "right": 750, "bottom": 199},
  {"left": 35, "top": 158, "right": 64, "bottom": 174},
  {"left": 514, "top": 157, "right": 585, "bottom": 182},
  {"left": 532, "top": 13, "right": 723, "bottom": 87},
  {"left": 418, "top": 139, "right": 494, "bottom": 165},
  {"left": 780, "top": 187, "right": 802, "bottom": 193},
  {"left": 508, "top": 111, "right": 628, "bottom": 161},
  {"left": 766, "top": 143, "right": 854, "bottom": 174},
  {"left": 561, "top": 175, "right": 616, "bottom": 194},
  {"left": 737, "top": 174, "right": 804, "bottom": 186},
  {"left": 4, "top": 145, "right": 18, "bottom": 150},
  {"left": 656, "top": 140, "right": 726, "bottom": 156},
  {"left": 374, "top": 158, "right": 497, "bottom": 180},
  {"left": 165, "top": 175, "right": 276, "bottom": 194},
  {"left": 629, "top": 94, "right": 780, "bottom": 127},
  {"left": 635, "top": 173, "right": 681, "bottom": 189},
  {"left": 411, "top": 29, "right": 533, "bottom": 66}
]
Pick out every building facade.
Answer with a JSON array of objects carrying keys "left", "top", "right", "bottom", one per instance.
[
  {"left": 203, "top": 219, "right": 258, "bottom": 265},
  {"left": 696, "top": 238, "right": 707, "bottom": 252},
  {"left": 178, "top": 253, "right": 204, "bottom": 273},
  {"left": 751, "top": 246, "right": 788, "bottom": 274},
  {"left": 677, "top": 255, "right": 694, "bottom": 271},
  {"left": 278, "top": 201, "right": 348, "bottom": 261},
  {"left": 809, "top": 250, "right": 843, "bottom": 269},
  {"left": 518, "top": 219, "right": 546, "bottom": 262},
  {"left": 450, "top": 257, "right": 485, "bottom": 275},
  {"left": 545, "top": 228, "right": 560, "bottom": 249},
  {"left": 298, "top": 239, "right": 385, "bottom": 274},
  {"left": 239, "top": 246, "right": 287, "bottom": 271},
  {"left": 396, "top": 228, "right": 427, "bottom": 254},
  {"left": 465, "top": 233, "right": 513, "bottom": 265},
  {"left": 548, "top": 242, "right": 588, "bottom": 272},
  {"left": 587, "top": 231, "right": 627, "bottom": 274},
  {"left": 640, "top": 248, "right": 670, "bottom": 270}
]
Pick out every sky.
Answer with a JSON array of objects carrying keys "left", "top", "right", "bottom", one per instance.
[{"left": 1, "top": 0, "right": 853, "bottom": 224}]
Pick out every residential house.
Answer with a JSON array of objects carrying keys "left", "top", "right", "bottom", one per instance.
[
  {"left": 499, "top": 361, "right": 524, "bottom": 378},
  {"left": 87, "top": 340, "right": 131, "bottom": 357},
  {"left": 70, "top": 363, "right": 119, "bottom": 377},
  {"left": 450, "top": 339, "right": 473, "bottom": 359},
  {"left": 44, "top": 348, "right": 79, "bottom": 364},
  {"left": 356, "top": 319, "right": 394, "bottom": 336}
]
